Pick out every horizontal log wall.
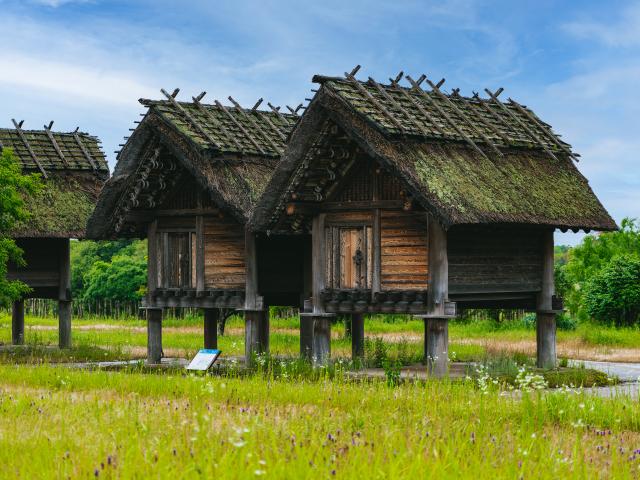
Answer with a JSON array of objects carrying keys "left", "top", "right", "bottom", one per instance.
[
  {"left": 380, "top": 210, "right": 428, "bottom": 290},
  {"left": 448, "top": 225, "right": 544, "bottom": 294},
  {"left": 204, "top": 214, "right": 245, "bottom": 289}
]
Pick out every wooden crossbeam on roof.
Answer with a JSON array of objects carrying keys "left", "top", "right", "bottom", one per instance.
[
  {"left": 390, "top": 82, "right": 448, "bottom": 137},
  {"left": 43, "top": 121, "right": 70, "bottom": 167},
  {"left": 214, "top": 100, "right": 266, "bottom": 155},
  {"left": 507, "top": 98, "right": 579, "bottom": 161},
  {"left": 192, "top": 93, "right": 243, "bottom": 153},
  {"left": 405, "top": 76, "right": 489, "bottom": 160},
  {"left": 367, "top": 77, "right": 431, "bottom": 137},
  {"left": 469, "top": 93, "right": 513, "bottom": 145},
  {"left": 227, "top": 96, "right": 282, "bottom": 152},
  {"left": 484, "top": 89, "right": 559, "bottom": 161},
  {"left": 344, "top": 71, "right": 407, "bottom": 134},
  {"left": 425, "top": 78, "right": 503, "bottom": 157},
  {"left": 12, "top": 119, "right": 48, "bottom": 178},
  {"left": 267, "top": 102, "right": 288, "bottom": 123},
  {"left": 72, "top": 127, "right": 99, "bottom": 171},
  {"left": 160, "top": 88, "right": 222, "bottom": 150}
]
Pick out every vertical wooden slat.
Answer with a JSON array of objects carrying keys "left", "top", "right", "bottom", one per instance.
[
  {"left": 203, "top": 308, "right": 218, "bottom": 349},
  {"left": 372, "top": 209, "right": 381, "bottom": 294},
  {"left": 58, "top": 238, "right": 71, "bottom": 348},
  {"left": 195, "top": 216, "right": 205, "bottom": 292},
  {"left": 244, "top": 228, "right": 259, "bottom": 310},
  {"left": 12, "top": 300, "right": 24, "bottom": 345},
  {"left": 147, "top": 220, "right": 158, "bottom": 296},
  {"left": 536, "top": 229, "right": 556, "bottom": 368},
  {"left": 312, "top": 214, "right": 327, "bottom": 313},
  {"left": 427, "top": 215, "right": 448, "bottom": 315}
]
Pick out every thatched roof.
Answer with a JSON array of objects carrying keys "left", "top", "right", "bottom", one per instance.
[
  {"left": 0, "top": 122, "right": 108, "bottom": 238},
  {"left": 251, "top": 68, "right": 617, "bottom": 233},
  {"left": 87, "top": 89, "right": 298, "bottom": 239}
]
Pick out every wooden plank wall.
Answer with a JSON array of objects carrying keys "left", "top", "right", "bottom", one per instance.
[
  {"left": 203, "top": 214, "right": 245, "bottom": 289},
  {"left": 448, "top": 225, "right": 543, "bottom": 294},
  {"left": 380, "top": 210, "right": 428, "bottom": 290}
]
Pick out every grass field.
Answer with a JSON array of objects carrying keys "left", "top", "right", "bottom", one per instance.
[
  {"left": 0, "top": 364, "right": 639, "bottom": 478},
  {"left": 1, "top": 312, "right": 639, "bottom": 363},
  {"left": 0, "top": 314, "right": 639, "bottom": 477}
]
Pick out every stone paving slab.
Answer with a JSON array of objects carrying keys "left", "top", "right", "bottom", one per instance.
[{"left": 569, "top": 360, "right": 640, "bottom": 382}]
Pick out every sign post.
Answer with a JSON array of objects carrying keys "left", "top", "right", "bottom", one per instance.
[{"left": 186, "top": 349, "right": 221, "bottom": 371}]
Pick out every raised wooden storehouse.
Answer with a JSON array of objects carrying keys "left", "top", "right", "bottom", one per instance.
[
  {"left": 1, "top": 121, "right": 108, "bottom": 347},
  {"left": 86, "top": 89, "right": 299, "bottom": 362},
  {"left": 250, "top": 67, "right": 617, "bottom": 371}
]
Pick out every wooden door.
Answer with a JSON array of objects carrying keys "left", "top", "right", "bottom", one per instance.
[{"left": 327, "top": 226, "right": 372, "bottom": 289}]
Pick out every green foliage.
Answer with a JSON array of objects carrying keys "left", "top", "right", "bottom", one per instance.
[
  {"left": 0, "top": 148, "right": 42, "bottom": 306},
  {"left": 561, "top": 218, "right": 640, "bottom": 320},
  {"left": 71, "top": 239, "right": 147, "bottom": 302},
  {"left": 583, "top": 255, "right": 640, "bottom": 326}
]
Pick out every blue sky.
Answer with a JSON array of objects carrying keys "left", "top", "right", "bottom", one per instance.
[{"left": 1, "top": 0, "right": 638, "bottom": 245}]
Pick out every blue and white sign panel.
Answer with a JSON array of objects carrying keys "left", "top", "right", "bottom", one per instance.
[{"left": 187, "top": 349, "right": 221, "bottom": 371}]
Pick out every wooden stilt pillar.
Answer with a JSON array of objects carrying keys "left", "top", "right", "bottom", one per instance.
[
  {"left": 416, "top": 215, "right": 453, "bottom": 377},
  {"left": 147, "top": 308, "right": 163, "bottom": 364},
  {"left": 424, "top": 318, "right": 448, "bottom": 376},
  {"left": 300, "top": 314, "right": 314, "bottom": 361},
  {"left": 300, "top": 313, "right": 334, "bottom": 364},
  {"left": 351, "top": 313, "right": 365, "bottom": 361},
  {"left": 245, "top": 309, "right": 269, "bottom": 361},
  {"left": 536, "top": 313, "right": 557, "bottom": 368},
  {"left": 12, "top": 300, "right": 24, "bottom": 345},
  {"left": 59, "top": 238, "right": 72, "bottom": 348},
  {"left": 537, "top": 229, "right": 557, "bottom": 369},
  {"left": 58, "top": 301, "right": 72, "bottom": 348},
  {"left": 203, "top": 309, "right": 218, "bottom": 349}
]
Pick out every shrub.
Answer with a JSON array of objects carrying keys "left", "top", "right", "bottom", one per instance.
[{"left": 583, "top": 255, "right": 640, "bottom": 326}]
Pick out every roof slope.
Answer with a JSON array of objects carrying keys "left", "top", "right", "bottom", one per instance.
[
  {"left": 0, "top": 122, "right": 108, "bottom": 238},
  {"left": 251, "top": 68, "right": 616, "bottom": 233},
  {"left": 87, "top": 90, "right": 299, "bottom": 239}
]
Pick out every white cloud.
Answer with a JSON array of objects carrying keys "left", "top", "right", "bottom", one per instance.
[
  {"left": 563, "top": 2, "right": 640, "bottom": 47},
  {"left": 29, "top": 0, "right": 91, "bottom": 7}
]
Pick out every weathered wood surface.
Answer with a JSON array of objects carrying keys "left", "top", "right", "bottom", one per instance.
[
  {"left": 204, "top": 215, "right": 245, "bottom": 289},
  {"left": 244, "top": 309, "right": 269, "bottom": 360},
  {"left": 147, "top": 308, "right": 163, "bottom": 364},
  {"left": 448, "top": 225, "right": 543, "bottom": 294},
  {"left": 58, "top": 301, "right": 72, "bottom": 348},
  {"left": 312, "top": 214, "right": 327, "bottom": 313},
  {"left": 381, "top": 210, "right": 428, "bottom": 290},
  {"left": 203, "top": 308, "right": 218, "bottom": 349},
  {"left": 351, "top": 313, "right": 365, "bottom": 360},
  {"left": 537, "top": 229, "right": 557, "bottom": 368},
  {"left": 12, "top": 300, "right": 24, "bottom": 345}
]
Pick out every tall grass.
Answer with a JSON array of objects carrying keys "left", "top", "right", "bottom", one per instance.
[{"left": 0, "top": 365, "right": 638, "bottom": 478}]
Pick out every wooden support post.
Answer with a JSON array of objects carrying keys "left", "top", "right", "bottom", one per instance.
[
  {"left": 58, "top": 301, "right": 72, "bottom": 349},
  {"left": 195, "top": 216, "right": 205, "bottom": 293},
  {"left": 536, "top": 229, "right": 557, "bottom": 369},
  {"left": 12, "top": 300, "right": 24, "bottom": 345},
  {"left": 299, "top": 313, "right": 334, "bottom": 365},
  {"left": 147, "top": 308, "right": 163, "bottom": 364},
  {"left": 351, "top": 313, "right": 365, "bottom": 361},
  {"left": 203, "top": 308, "right": 218, "bottom": 349},
  {"left": 313, "top": 316, "right": 331, "bottom": 365},
  {"left": 300, "top": 314, "right": 314, "bottom": 361},
  {"left": 59, "top": 238, "right": 72, "bottom": 348},
  {"left": 422, "top": 216, "right": 450, "bottom": 376},
  {"left": 311, "top": 214, "right": 326, "bottom": 313},
  {"left": 147, "top": 220, "right": 158, "bottom": 304},
  {"left": 424, "top": 318, "right": 448, "bottom": 377},
  {"left": 244, "top": 309, "right": 269, "bottom": 361}
]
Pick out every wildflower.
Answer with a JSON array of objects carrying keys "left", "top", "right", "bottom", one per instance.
[{"left": 254, "top": 469, "right": 266, "bottom": 476}]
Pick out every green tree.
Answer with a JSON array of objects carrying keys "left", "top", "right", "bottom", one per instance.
[
  {"left": 583, "top": 255, "right": 640, "bottom": 326},
  {"left": 73, "top": 239, "right": 147, "bottom": 302},
  {"left": 0, "top": 148, "right": 42, "bottom": 306},
  {"left": 562, "top": 218, "right": 640, "bottom": 319}
]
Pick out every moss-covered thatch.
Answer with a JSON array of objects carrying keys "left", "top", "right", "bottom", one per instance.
[
  {"left": 87, "top": 94, "right": 298, "bottom": 239},
  {"left": 12, "top": 174, "right": 103, "bottom": 238},
  {"left": 251, "top": 75, "right": 616, "bottom": 233}
]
